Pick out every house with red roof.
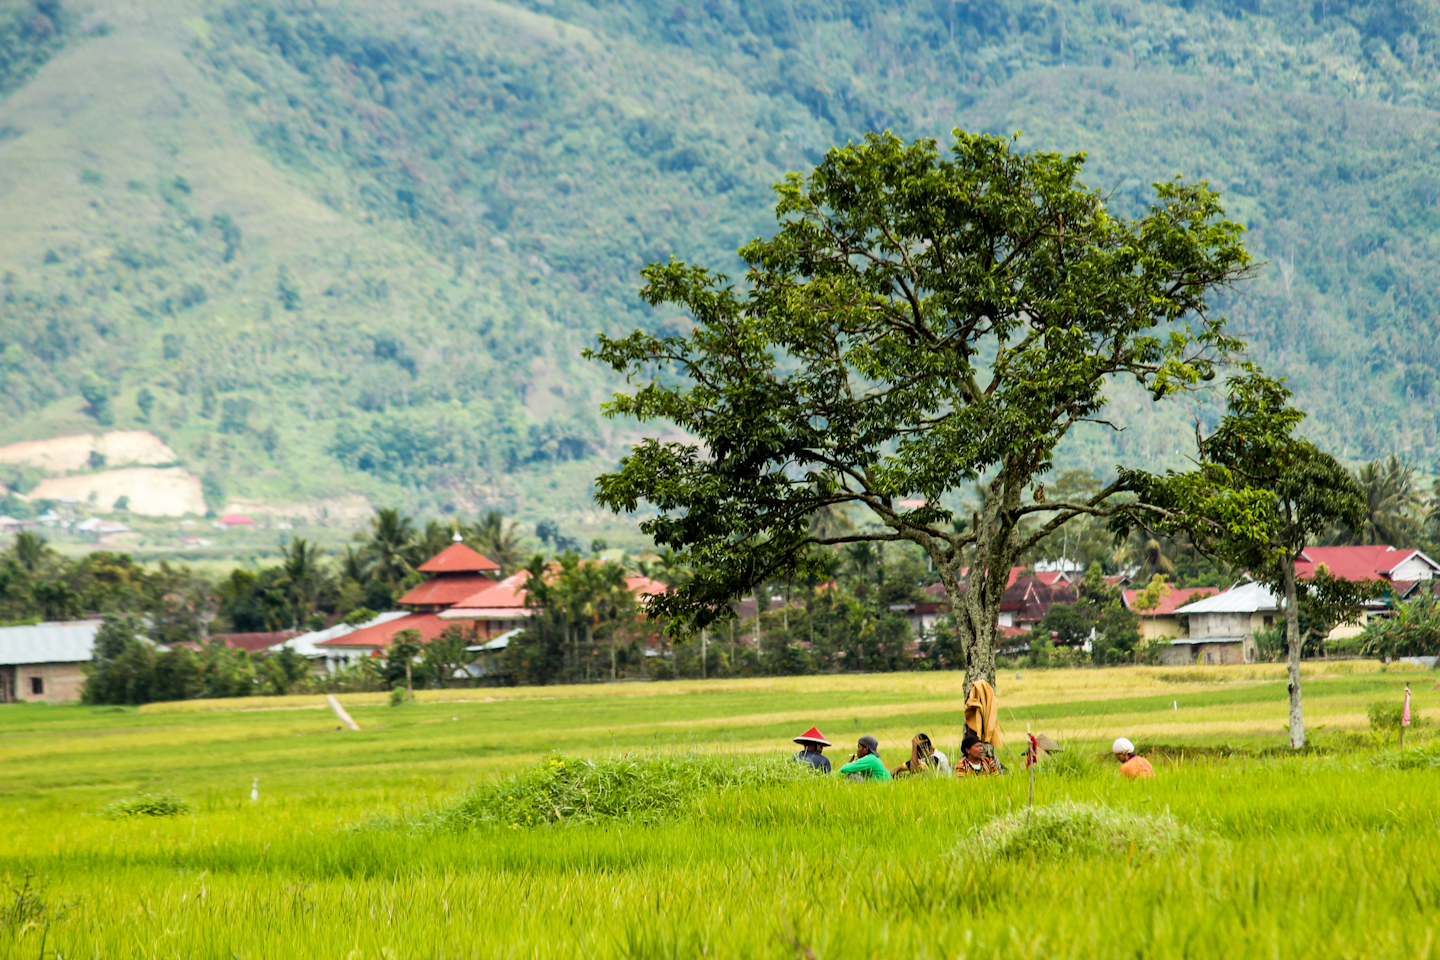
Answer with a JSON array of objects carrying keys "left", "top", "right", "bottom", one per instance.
[
  {"left": 1293, "top": 544, "right": 1439, "bottom": 637},
  {"left": 396, "top": 538, "right": 501, "bottom": 612},
  {"left": 1122, "top": 586, "right": 1218, "bottom": 640},
  {"left": 315, "top": 535, "right": 502, "bottom": 657},
  {"left": 439, "top": 568, "right": 668, "bottom": 640},
  {"left": 1294, "top": 545, "right": 1438, "bottom": 591},
  {"left": 894, "top": 570, "right": 1076, "bottom": 639}
]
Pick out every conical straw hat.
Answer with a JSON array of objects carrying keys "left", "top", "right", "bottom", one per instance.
[{"left": 793, "top": 727, "right": 831, "bottom": 747}]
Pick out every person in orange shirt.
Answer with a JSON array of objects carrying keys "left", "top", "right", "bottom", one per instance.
[{"left": 1111, "top": 737, "right": 1155, "bottom": 779}]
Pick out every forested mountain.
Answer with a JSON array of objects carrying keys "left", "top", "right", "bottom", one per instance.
[{"left": 1, "top": 0, "right": 1438, "bottom": 523}]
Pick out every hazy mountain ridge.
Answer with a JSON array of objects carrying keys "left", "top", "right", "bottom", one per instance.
[{"left": 0, "top": 0, "right": 1438, "bottom": 527}]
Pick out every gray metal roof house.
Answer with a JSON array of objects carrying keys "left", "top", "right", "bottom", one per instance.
[{"left": 0, "top": 620, "right": 100, "bottom": 703}]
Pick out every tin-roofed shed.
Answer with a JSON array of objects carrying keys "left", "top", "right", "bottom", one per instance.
[{"left": 0, "top": 620, "right": 101, "bottom": 703}]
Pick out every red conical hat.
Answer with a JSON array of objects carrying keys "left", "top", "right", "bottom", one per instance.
[{"left": 793, "top": 726, "right": 831, "bottom": 747}]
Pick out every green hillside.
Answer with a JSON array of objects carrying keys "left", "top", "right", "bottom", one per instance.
[{"left": 1, "top": 0, "right": 1438, "bottom": 530}]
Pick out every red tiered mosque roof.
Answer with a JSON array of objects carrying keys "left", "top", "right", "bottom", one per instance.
[
  {"left": 395, "top": 540, "right": 502, "bottom": 608},
  {"left": 417, "top": 542, "right": 500, "bottom": 573}
]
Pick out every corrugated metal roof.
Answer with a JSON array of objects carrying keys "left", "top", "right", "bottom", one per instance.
[
  {"left": 271, "top": 612, "right": 411, "bottom": 656},
  {"left": 1175, "top": 581, "right": 1279, "bottom": 614},
  {"left": 397, "top": 573, "right": 500, "bottom": 607},
  {"left": 0, "top": 621, "right": 100, "bottom": 665}
]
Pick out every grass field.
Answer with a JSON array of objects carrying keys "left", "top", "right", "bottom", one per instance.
[{"left": 2, "top": 663, "right": 1438, "bottom": 959}]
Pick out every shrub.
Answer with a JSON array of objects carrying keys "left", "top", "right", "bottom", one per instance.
[
  {"left": 958, "top": 801, "right": 1200, "bottom": 862},
  {"left": 101, "top": 793, "right": 191, "bottom": 818},
  {"left": 434, "top": 752, "right": 812, "bottom": 829},
  {"left": 1368, "top": 701, "right": 1405, "bottom": 731}
]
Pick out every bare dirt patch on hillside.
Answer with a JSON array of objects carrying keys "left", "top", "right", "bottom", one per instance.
[
  {"left": 31, "top": 467, "right": 205, "bottom": 516},
  {"left": 0, "top": 431, "right": 178, "bottom": 473}
]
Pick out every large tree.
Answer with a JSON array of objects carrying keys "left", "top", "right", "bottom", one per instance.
[
  {"left": 588, "top": 130, "right": 1253, "bottom": 689},
  {"left": 1118, "top": 368, "right": 1373, "bottom": 747}
]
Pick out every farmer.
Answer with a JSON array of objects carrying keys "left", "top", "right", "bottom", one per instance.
[
  {"left": 954, "top": 731, "right": 1004, "bottom": 777},
  {"left": 1111, "top": 737, "right": 1155, "bottom": 779},
  {"left": 791, "top": 726, "right": 832, "bottom": 773},
  {"left": 891, "top": 732, "right": 951, "bottom": 777},
  {"left": 837, "top": 734, "right": 892, "bottom": 781}
]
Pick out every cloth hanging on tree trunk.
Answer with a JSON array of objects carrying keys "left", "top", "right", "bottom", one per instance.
[{"left": 964, "top": 679, "right": 1001, "bottom": 752}]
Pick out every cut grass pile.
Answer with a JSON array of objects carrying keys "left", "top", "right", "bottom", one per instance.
[
  {"left": 961, "top": 800, "right": 1200, "bottom": 862},
  {"left": 99, "top": 792, "right": 191, "bottom": 819},
  {"left": 435, "top": 751, "right": 814, "bottom": 828}
]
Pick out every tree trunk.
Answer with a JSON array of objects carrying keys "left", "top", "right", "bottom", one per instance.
[
  {"left": 929, "top": 481, "right": 1017, "bottom": 695},
  {"left": 1284, "top": 557, "right": 1305, "bottom": 749},
  {"left": 404, "top": 659, "right": 413, "bottom": 702}
]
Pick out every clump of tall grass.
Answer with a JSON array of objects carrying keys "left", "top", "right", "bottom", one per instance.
[
  {"left": 100, "top": 793, "right": 191, "bottom": 818},
  {"left": 433, "top": 752, "right": 814, "bottom": 828},
  {"left": 959, "top": 802, "right": 1200, "bottom": 862}
]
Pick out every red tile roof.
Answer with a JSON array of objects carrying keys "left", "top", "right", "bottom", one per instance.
[
  {"left": 315, "top": 612, "right": 456, "bottom": 649},
  {"left": 416, "top": 542, "right": 500, "bottom": 573},
  {"left": 1122, "top": 586, "right": 1217, "bottom": 616},
  {"left": 183, "top": 631, "right": 299, "bottom": 654},
  {"left": 449, "top": 571, "right": 531, "bottom": 611},
  {"left": 445, "top": 570, "right": 670, "bottom": 617},
  {"left": 1294, "top": 545, "right": 1440, "bottom": 583},
  {"left": 999, "top": 576, "right": 1077, "bottom": 623},
  {"left": 397, "top": 573, "right": 501, "bottom": 608}
]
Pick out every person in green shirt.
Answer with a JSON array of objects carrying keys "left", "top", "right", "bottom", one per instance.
[{"left": 838, "top": 734, "right": 892, "bottom": 781}]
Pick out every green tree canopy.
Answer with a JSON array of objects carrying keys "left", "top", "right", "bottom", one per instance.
[
  {"left": 1118, "top": 367, "right": 1374, "bottom": 747},
  {"left": 588, "top": 129, "right": 1253, "bottom": 688}
]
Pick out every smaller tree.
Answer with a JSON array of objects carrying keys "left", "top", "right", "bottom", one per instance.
[
  {"left": 1119, "top": 367, "right": 1375, "bottom": 748},
  {"left": 260, "top": 645, "right": 310, "bottom": 695},
  {"left": 83, "top": 615, "right": 153, "bottom": 705},
  {"left": 388, "top": 628, "right": 423, "bottom": 700},
  {"left": 423, "top": 625, "right": 475, "bottom": 689},
  {"left": 80, "top": 372, "right": 113, "bottom": 426},
  {"left": 136, "top": 387, "right": 156, "bottom": 423}
]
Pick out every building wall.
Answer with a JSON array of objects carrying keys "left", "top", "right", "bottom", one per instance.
[
  {"left": 1158, "top": 640, "right": 1251, "bottom": 666},
  {"left": 12, "top": 662, "right": 87, "bottom": 703},
  {"left": 1139, "top": 615, "right": 1182, "bottom": 640},
  {"left": 1190, "top": 611, "right": 1273, "bottom": 640},
  {"left": 1391, "top": 557, "right": 1434, "bottom": 581}
]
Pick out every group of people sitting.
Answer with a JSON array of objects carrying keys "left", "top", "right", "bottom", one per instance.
[{"left": 790, "top": 727, "right": 1154, "bottom": 780}]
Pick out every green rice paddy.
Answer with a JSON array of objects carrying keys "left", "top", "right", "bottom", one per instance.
[{"left": 2, "top": 664, "right": 1437, "bottom": 959}]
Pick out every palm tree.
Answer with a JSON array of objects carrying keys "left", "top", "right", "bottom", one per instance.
[
  {"left": 1345, "top": 455, "right": 1421, "bottom": 546},
  {"left": 11, "top": 530, "right": 52, "bottom": 574},
  {"left": 476, "top": 510, "right": 526, "bottom": 574},
  {"left": 1112, "top": 533, "right": 1176, "bottom": 582},
  {"left": 361, "top": 508, "right": 418, "bottom": 585},
  {"left": 276, "top": 538, "right": 330, "bottom": 628}
]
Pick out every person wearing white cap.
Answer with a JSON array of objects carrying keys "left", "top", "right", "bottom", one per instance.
[{"left": 1111, "top": 737, "right": 1155, "bottom": 779}]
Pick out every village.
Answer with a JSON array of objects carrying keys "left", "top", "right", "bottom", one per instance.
[{"left": 4, "top": 529, "right": 1436, "bottom": 704}]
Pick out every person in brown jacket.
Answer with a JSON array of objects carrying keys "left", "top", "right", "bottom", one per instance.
[{"left": 955, "top": 731, "right": 1004, "bottom": 777}]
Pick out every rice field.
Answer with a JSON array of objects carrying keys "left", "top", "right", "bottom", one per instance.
[{"left": 2, "top": 663, "right": 1437, "bottom": 959}]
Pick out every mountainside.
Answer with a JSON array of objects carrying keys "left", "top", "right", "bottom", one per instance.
[{"left": 1, "top": 0, "right": 1438, "bottom": 528}]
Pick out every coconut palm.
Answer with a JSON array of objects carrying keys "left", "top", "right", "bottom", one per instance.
[
  {"left": 475, "top": 510, "right": 526, "bottom": 575},
  {"left": 275, "top": 538, "right": 330, "bottom": 628},
  {"left": 360, "top": 508, "right": 419, "bottom": 585},
  {"left": 1344, "top": 455, "right": 1422, "bottom": 546},
  {"left": 1112, "top": 533, "right": 1176, "bottom": 582}
]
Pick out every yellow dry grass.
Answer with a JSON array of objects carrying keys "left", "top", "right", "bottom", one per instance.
[{"left": 136, "top": 659, "right": 1416, "bottom": 714}]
